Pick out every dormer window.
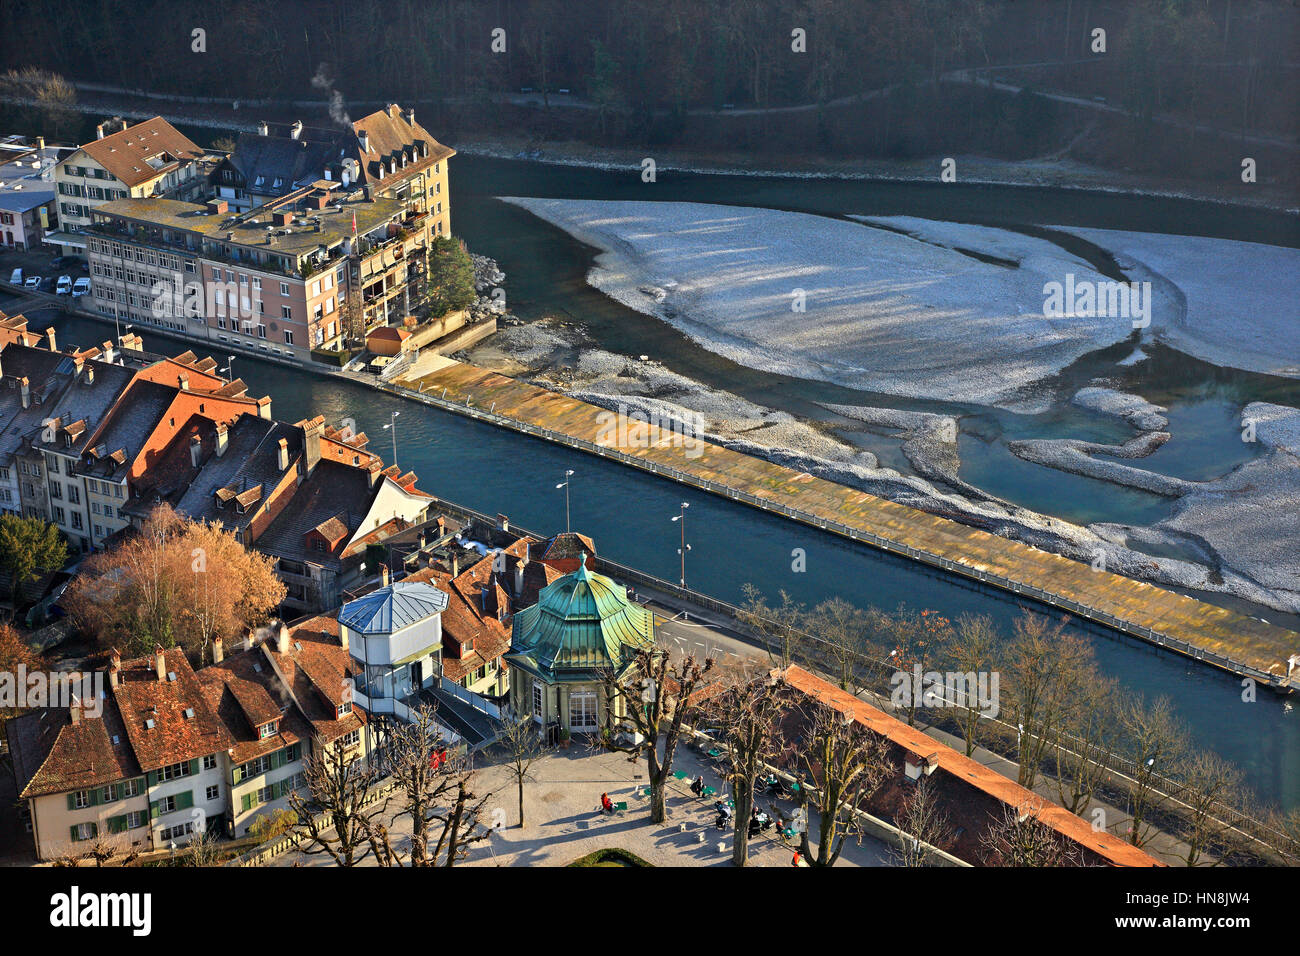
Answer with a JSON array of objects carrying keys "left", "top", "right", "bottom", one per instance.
[
  {"left": 259, "top": 721, "right": 278, "bottom": 739},
  {"left": 337, "top": 701, "right": 352, "bottom": 718}
]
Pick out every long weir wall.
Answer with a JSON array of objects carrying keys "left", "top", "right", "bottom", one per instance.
[{"left": 389, "top": 361, "right": 1300, "bottom": 693}]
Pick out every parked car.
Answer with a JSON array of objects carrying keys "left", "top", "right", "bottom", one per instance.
[
  {"left": 72, "top": 277, "right": 91, "bottom": 298},
  {"left": 8, "top": 268, "right": 21, "bottom": 285},
  {"left": 55, "top": 275, "right": 72, "bottom": 295},
  {"left": 23, "top": 276, "right": 42, "bottom": 291},
  {"left": 50, "top": 255, "right": 71, "bottom": 269}
]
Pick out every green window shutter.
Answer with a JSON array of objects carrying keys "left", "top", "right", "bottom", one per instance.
[
  {"left": 176, "top": 790, "right": 194, "bottom": 811},
  {"left": 272, "top": 749, "right": 285, "bottom": 770},
  {"left": 146, "top": 770, "right": 158, "bottom": 788},
  {"left": 232, "top": 765, "right": 243, "bottom": 785},
  {"left": 241, "top": 792, "right": 252, "bottom": 813},
  {"left": 70, "top": 825, "right": 81, "bottom": 842},
  {"left": 107, "top": 815, "right": 125, "bottom": 834},
  {"left": 88, "top": 788, "right": 99, "bottom": 807},
  {"left": 150, "top": 800, "right": 160, "bottom": 820},
  {"left": 90, "top": 822, "right": 98, "bottom": 837},
  {"left": 66, "top": 793, "right": 77, "bottom": 812},
  {"left": 188, "top": 759, "right": 198, "bottom": 776}
]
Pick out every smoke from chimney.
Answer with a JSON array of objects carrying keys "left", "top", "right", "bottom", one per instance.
[{"left": 311, "top": 64, "right": 351, "bottom": 127}]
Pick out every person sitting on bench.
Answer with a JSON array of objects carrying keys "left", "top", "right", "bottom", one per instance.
[
  {"left": 690, "top": 775, "right": 705, "bottom": 796},
  {"left": 600, "top": 792, "right": 615, "bottom": 814}
]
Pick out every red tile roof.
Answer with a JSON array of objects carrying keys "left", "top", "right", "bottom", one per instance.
[
  {"left": 77, "top": 117, "right": 203, "bottom": 189},
  {"left": 777, "top": 665, "right": 1163, "bottom": 868},
  {"left": 111, "top": 647, "right": 232, "bottom": 771},
  {"left": 12, "top": 701, "right": 142, "bottom": 799}
]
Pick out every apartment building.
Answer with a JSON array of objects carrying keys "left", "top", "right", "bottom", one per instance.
[
  {"left": 212, "top": 105, "right": 454, "bottom": 237},
  {"left": 9, "top": 621, "right": 371, "bottom": 860},
  {"left": 0, "top": 136, "right": 69, "bottom": 251},
  {"left": 49, "top": 117, "right": 205, "bottom": 254},
  {"left": 85, "top": 181, "right": 431, "bottom": 360}
]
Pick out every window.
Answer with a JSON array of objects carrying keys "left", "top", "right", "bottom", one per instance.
[
  {"left": 257, "top": 324, "right": 266, "bottom": 339},
  {"left": 259, "top": 721, "right": 278, "bottom": 738},
  {"left": 257, "top": 784, "right": 275, "bottom": 804},
  {"left": 202, "top": 754, "right": 217, "bottom": 771},
  {"left": 159, "top": 761, "right": 192, "bottom": 782},
  {"left": 205, "top": 785, "right": 220, "bottom": 801},
  {"left": 126, "top": 811, "right": 145, "bottom": 829},
  {"left": 341, "top": 729, "right": 360, "bottom": 748},
  {"left": 52, "top": 506, "right": 65, "bottom": 524},
  {"left": 337, "top": 701, "right": 351, "bottom": 717},
  {"left": 73, "top": 789, "right": 91, "bottom": 809},
  {"left": 283, "top": 330, "right": 294, "bottom": 346},
  {"left": 281, "top": 306, "right": 291, "bottom": 320},
  {"left": 280, "top": 282, "right": 289, "bottom": 296},
  {"left": 159, "top": 821, "right": 194, "bottom": 841},
  {"left": 532, "top": 682, "right": 543, "bottom": 720},
  {"left": 157, "top": 795, "right": 176, "bottom": 814},
  {"left": 49, "top": 483, "right": 62, "bottom": 500},
  {"left": 71, "top": 513, "right": 83, "bottom": 531},
  {"left": 68, "top": 484, "right": 80, "bottom": 504},
  {"left": 73, "top": 822, "right": 97, "bottom": 842},
  {"left": 101, "top": 784, "right": 117, "bottom": 803}
]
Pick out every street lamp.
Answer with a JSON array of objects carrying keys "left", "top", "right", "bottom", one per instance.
[
  {"left": 670, "top": 501, "right": 690, "bottom": 588},
  {"left": 382, "top": 410, "right": 400, "bottom": 469},
  {"left": 555, "top": 469, "right": 575, "bottom": 533}
]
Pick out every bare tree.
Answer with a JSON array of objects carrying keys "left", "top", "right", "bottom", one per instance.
[
  {"left": 981, "top": 802, "right": 1084, "bottom": 867},
  {"left": 1004, "top": 612, "right": 1093, "bottom": 790},
  {"left": 1051, "top": 675, "right": 1121, "bottom": 815},
  {"left": 599, "top": 647, "right": 715, "bottom": 824},
  {"left": 888, "top": 606, "right": 953, "bottom": 727},
  {"left": 942, "top": 613, "right": 1000, "bottom": 756},
  {"left": 1178, "top": 750, "right": 1245, "bottom": 867},
  {"left": 789, "top": 694, "right": 891, "bottom": 867},
  {"left": 894, "top": 775, "right": 951, "bottom": 867},
  {"left": 383, "top": 705, "right": 453, "bottom": 866},
  {"left": 497, "top": 714, "right": 549, "bottom": 828},
  {"left": 288, "top": 735, "right": 384, "bottom": 867},
  {"left": 802, "top": 597, "right": 878, "bottom": 696},
  {"left": 1117, "top": 694, "right": 1188, "bottom": 849},
  {"left": 426, "top": 772, "right": 495, "bottom": 867},
  {"left": 736, "top": 583, "right": 804, "bottom": 666},
  {"left": 703, "top": 668, "right": 786, "bottom": 866}
]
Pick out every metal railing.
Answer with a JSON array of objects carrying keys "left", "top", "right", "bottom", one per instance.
[{"left": 377, "top": 379, "right": 1294, "bottom": 691}]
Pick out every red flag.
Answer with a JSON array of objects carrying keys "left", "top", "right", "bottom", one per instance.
[{"left": 351, "top": 211, "right": 357, "bottom": 236}]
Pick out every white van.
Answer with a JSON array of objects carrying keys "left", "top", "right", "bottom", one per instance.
[
  {"left": 8, "top": 268, "right": 21, "bottom": 285},
  {"left": 72, "top": 277, "right": 91, "bottom": 298}
]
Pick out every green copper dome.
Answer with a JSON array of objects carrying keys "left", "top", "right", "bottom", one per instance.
[{"left": 506, "top": 554, "right": 656, "bottom": 683}]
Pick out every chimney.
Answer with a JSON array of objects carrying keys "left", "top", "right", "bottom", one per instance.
[
  {"left": 19, "top": 377, "right": 29, "bottom": 409},
  {"left": 215, "top": 421, "right": 229, "bottom": 457},
  {"left": 212, "top": 636, "right": 224, "bottom": 664},
  {"left": 277, "top": 621, "right": 291, "bottom": 654},
  {"left": 243, "top": 630, "right": 254, "bottom": 652},
  {"left": 257, "top": 121, "right": 269, "bottom": 137},
  {"left": 496, "top": 513, "right": 509, "bottom": 533},
  {"left": 417, "top": 529, "right": 427, "bottom": 550},
  {"left": 189, "top": 434, "right": 203, "bottom": 468},
  {"left": 109, "top": 649, "right": 121, "bottom": 688},
  {"left": 96, "top": 123, "right": 106, "bottom": 140},
  {"left": 358, "top": 129, "right": 370, "bottom": 154},
  {"left": 303, "top": 416, "right": 323, "bottom": 475},
  {"left": 70, "top": 697, "right": 81, "bottom": 724},
  {"left": 514, "top": 560, "right": 525, "bottom": 598},
  {"left": 178, "top": 372, "right": 189, "bottom": 391},
  {"left": 380, "top": 564, "right": 390, "bottom": 587},
  {"left": 276, "top": 437, "right": 289, "bottom": 471},
  {"left": 83, "top": 365, "right": 95, "bottom": 386},
  {"left": 154, "top": 646, "right": 166, "bottom": 683},
  {"left": 339, "top": 626, "right": 348, "bottom": 652},
  {"left": 404, "top": 108, "right": 415, "bottom": 127},
  {"left": 290, "top": 120, "right": 303, "bottom": 141},
  {"left": 450, "top": 552, "right": 459, "bottom": 578},
  {"left": 45, "top": 328, "right": 57, "bottom": 352},
  {"left": 36, "top": 136, "right": 45, "bottom": 151}
]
